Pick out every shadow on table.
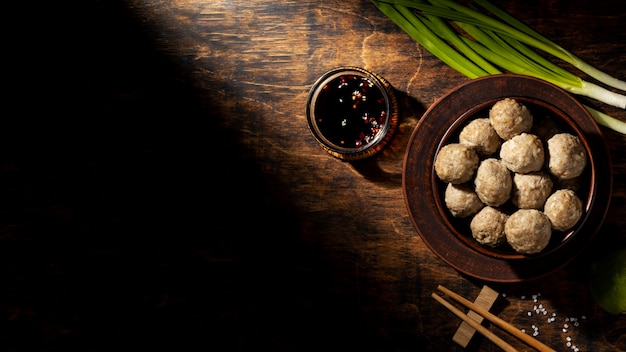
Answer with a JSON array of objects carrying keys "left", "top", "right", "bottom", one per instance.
[{"left": 0, "top": 2, "right": 428, "bottom": 351}]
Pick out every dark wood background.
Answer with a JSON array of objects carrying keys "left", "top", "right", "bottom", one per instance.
[{"left": 2, "top": 0, "right": 625, "bottom": 351}]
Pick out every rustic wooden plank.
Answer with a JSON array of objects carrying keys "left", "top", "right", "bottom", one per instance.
[{"left": 1, "top": 0, "right": 625, "bottom": 351}]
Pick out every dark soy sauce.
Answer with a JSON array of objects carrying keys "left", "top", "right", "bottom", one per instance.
[{"left": 313, "top": 74, "right": 388, "bottom": 149}]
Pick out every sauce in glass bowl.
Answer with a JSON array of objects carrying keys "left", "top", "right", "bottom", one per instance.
[{"left": 306, "top": 67, "right": 399, "bottom": 160}]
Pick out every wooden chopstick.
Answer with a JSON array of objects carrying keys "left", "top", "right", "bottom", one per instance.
[
  {"left": 434, "top": 285, "right": 556, "bottom": 352},
  {"left": 431, "top": 292, "right": 519, "bottom": 352}
]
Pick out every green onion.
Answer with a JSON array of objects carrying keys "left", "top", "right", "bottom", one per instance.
[
  {"left": 454, "top": 21, "right": 626, "bottom": 109},
  {"left": 371, "top": 0, "right": 626, "bottom": 134},
  {"left": 586, "top": 106, "right": 626, "bottom": 134},
  {"left": 471, "top": 0, "right": 626, "bottom": 91},
  {"left": 373, "top": 2, "right": 488, "bottom": 79},
  {"left": 422, "top": 0, "right": 626, "bottom": 91}
]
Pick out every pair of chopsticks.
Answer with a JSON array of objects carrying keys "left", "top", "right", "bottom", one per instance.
[{"left": 432, "top": 285, "right": 556, "bottom": 352}]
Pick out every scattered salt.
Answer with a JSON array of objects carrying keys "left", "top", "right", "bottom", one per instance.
[{"left": 516, "top": 292, "right": 588, "bottom": 352}]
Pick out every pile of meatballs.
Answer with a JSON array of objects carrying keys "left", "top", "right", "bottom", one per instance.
[{"left": 434, "top": 98, "right": 587, "bottom": 254}]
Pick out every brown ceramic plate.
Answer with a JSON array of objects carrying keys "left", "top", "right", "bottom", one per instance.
[{"left": 402, "top": 74, "right": 613, "bottom": 282}]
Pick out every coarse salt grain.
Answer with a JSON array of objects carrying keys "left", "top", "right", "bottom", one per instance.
[{"left": 516, "top": 294, "right": 589, "bottom": 352}]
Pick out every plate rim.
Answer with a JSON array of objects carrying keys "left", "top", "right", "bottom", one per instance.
[{"left": 402, "top": 74, "right": 613, "bottom": 282}]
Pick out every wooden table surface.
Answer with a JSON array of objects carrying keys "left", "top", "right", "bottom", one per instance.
[{"left": 3, "top": 0, "right": 626, "bottom": 351}]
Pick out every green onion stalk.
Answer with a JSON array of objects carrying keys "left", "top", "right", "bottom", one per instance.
[{"left": 371, "top": 0, "right": 626, "bottom": 134}]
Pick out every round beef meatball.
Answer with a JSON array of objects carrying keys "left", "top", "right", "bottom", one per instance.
[
  {"left": 445, "top": 183, "right": 484, "bottom": 218},
  {"left": 544, "top": 189, "right": 583, "bottom": 231},
  {"left": 470, "top": 206, "right": 508, "bottom": 247},
  {"left": 489, "top": 98, "right": 533, "bottom": 140},
  {"left": 474, "top": 158, "right": 512, "bottom": 207},
  {"left": 547, "top": 133, "right": 587, "bottom": 180},
  {"left": 505, "top": 209, "right": 552, "bottom": 254},
  {"left": 434, "top": 143, "right": 479, "bottom": 184},
  {"left": 499, "top": 133, "right": 545, "bottom": 173},
  {"left": 511, "top": 172, "right": 553, "bottom": 209},
  {"left": 459, "top": 118, "right": 501, "bottom": 155}
]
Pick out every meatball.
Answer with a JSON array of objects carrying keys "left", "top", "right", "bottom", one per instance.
[
  {"left": 470, "top": 206, "right": 508, "bottom": 247},
  {"left": 499, "top": 133, "right": 545, "bottom": 173},
  {"left": 489, "top": 98, "right": 533, "bottom": 140},
  {"left": 544, "top": 189, "right": 583, "bottom": 231},
  {"left": 505, "top": 209, "right": 552, "bottom": 254},
  {"left": 547, "top": 133, "right": 587, "bottom": 180},
  {"left": 511, "top": 172, "right": 553, "bottom": 209},
  {"left": 474, "top": 158, "right": 512, "bottom": 207},
  {"left": 434, "top": 143, "right": 479, "bottom": 184},
  {"left": 459, "top": 118, "right": 501, "bottom": 155},
  {"left": 444, "top": 183, "right": 484, "bottom": 218}
]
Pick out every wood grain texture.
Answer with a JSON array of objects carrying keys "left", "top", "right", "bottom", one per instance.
[
  {"left": 453, "top": 285, "right": 500, "bottom": 347},
  {"left": 1, "top": 0, "right": 625, "bottom": 351}
]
